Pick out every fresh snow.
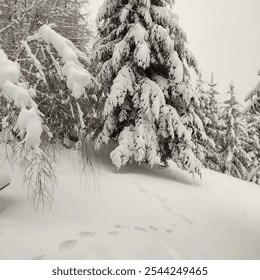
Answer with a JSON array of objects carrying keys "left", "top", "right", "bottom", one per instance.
[{"left": 0, "top": 143, "right": 260, "bottom": 260}]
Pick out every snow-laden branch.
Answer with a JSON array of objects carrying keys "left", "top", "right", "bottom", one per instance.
[
  {"left": 27, "top": 25, "right": 92, "bottom": 99},
  {"left": 0, "top": 48, "right": 42, "bottom": 152}
]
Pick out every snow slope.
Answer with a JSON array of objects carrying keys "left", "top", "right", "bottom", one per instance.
[{"left": 0, "top": 144, "right": 260, "bottom": 260}]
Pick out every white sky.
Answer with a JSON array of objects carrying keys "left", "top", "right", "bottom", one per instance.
[{"left": 88, "top": 0, "right": 260, "bottom": 102}]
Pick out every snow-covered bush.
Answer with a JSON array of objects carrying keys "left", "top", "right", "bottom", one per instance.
[
  {"left": 0, "top": 24, "right": 95, "bottom": 208},
  {"left": 92, "top": 0, "right": 206, "bottom": 176},
  {"left": 0, "top": 47, "right": 57, "bottom": 208},
  {"left": 19, "top": 24, "right": 96, "bottom": 147},
  {"left": 0, "top": 0, "right": 91, "bottom": 59}
]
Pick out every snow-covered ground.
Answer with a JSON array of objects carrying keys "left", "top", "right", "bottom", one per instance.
[{"left": 0, "top": 144, "right": 260, "bottom": 260}]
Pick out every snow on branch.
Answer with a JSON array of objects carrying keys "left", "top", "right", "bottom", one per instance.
[
  {"left": 27, "top": 25, "right": 93, "bottom": 99},
  {"left": 245, "top": 79, "right": 260, "bottom": 113},
  {"left": 151, "top": 5, "right": 179, "bottom": 31},
  {"left": 103, "top": 65, "right": 135, "bottom": 117},
  {"left": 110, "top": 126, "right": 134, "bottom": 169},
  {"left": 0, "top": 48, "right": 42, "bottom": 151},
  {"left": 20, "top": 40, "right": 47, "bottom": 84}
]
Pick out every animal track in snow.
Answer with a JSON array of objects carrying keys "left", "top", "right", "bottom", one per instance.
[
  {"left": 31, "top": 254, "right": 45, "bottom": 260},
  {"left": 137, "top": 186, "right": 149, "bottom": 194},
  {"left": 59, "top": 239, "right": 77, "bottom": 251},
  {"left": 154, "top": 194, "right": 168, "bottom": 203},
  {"left": 108, "top": 230, "right": 119, "bottom": 236},
  {"left": 114, "top": 224, "right": 129, "bottom": 229},
  {"left": 148, "top": 226, "right": 159, "bottom": 231},
  {"left": 179, "top": 215, "right": 194, "bottom": 225},
  {"left": 162, "top": 204, "right": 173, "bottom": 213},
  {"left": 134, "top": 226, "right": 147, "bottom": 232},
  {"left": 79, "top": 231, "right": 97, "bottom": 238}
]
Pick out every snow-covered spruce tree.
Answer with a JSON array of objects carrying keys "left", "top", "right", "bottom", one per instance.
[
  {"left": 93, "top": 0, "right": 208, "bottom": 176},
  {"left": 219, "top": 81, "right": 251, "bottom": 179}
]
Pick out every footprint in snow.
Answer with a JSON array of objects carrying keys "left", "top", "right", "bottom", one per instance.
[
  {"left": 134, "top": 226, "right": 147, "bottom": 232},
  {"left": 154, "top": 193, "right": 168, "bottom": 203},
  {"left": 148, "top": 226, "right": 159, "bottom": 231},
  {"left": 162, "top": 204, "right": 173, "bottom": 213},
  {"left": 114, "top": 224, "right": 129, "bottom": 229},
  {"left": 59, "top": 239, "right": 77, "bottom": 251},
  {"left": 79, "top": 231, "right": 97, "bottom": 238},
  {"left": 165, "top": 229, "right": 174, "bottom": 234},
  {"left": 108, "top": 230, "right": 120, "bottom": 236},
  {"left": 179, "top": 215, "right": 194, "bottom": 225},
  {"left": 31, "top": 254, "right": 45, "bottom": 260},
  {"left": 137, "top": 186, "right": 149, "bottom": 195}
]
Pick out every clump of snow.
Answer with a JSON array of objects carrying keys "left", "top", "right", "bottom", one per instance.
[
  {"left": 0, "top": 50, "right": 20, "bottom": 86},
  {"left": 15, "top": 108, "right": 42, "bottom": 150},
  {"left": 0, "top": 48, "right": 42, "bottom": 150},
  {"left": 27, "top": 25, "right": 92, "bottom": 99}
]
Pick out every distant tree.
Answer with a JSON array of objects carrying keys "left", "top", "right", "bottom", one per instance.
[
  {"left": 244, "top": 68, "right": 260, "bottom": 184},
  {"left": 196, "top": 73, "right": 222, "bottom": 171},
  {"left": 219, "top": 81, "right": 251, "bottom": 179},
  {"left": 245, "top": 113, "right": 260, "bottom": 185}
]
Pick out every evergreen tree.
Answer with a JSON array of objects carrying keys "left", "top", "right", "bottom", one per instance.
[
  {"left": 245, "top": 112, "right": 260, "bottom": 184},
  {"left": 219, "top": 81, "right": 251, "bottom": 179},
  {"left": 244, "top": 68, "right": 260, "bottom": 184},
  {"left": 245, "top": 68, "right": 260, "bottom": 113},
  {"left": 195, "top": 73, "right": 222, "bottom": 171},
  {"left": 93, "top": 0, "right": 207, "bottom": 176}
]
